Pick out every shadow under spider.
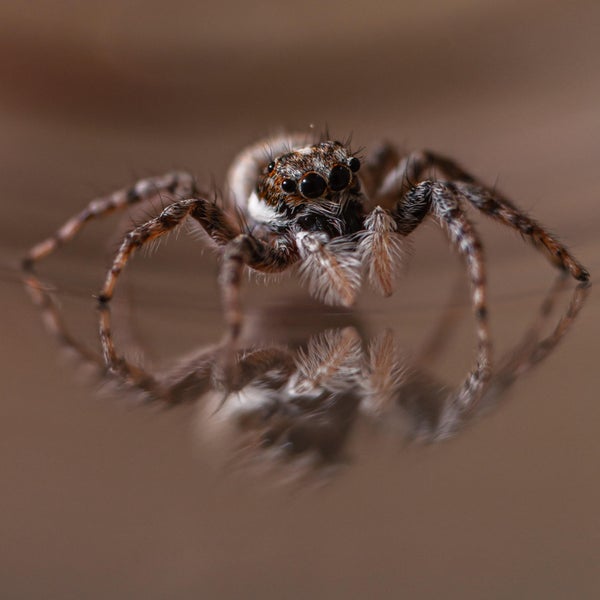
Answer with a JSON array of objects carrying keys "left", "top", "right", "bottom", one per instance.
[{"left": 22, "top": 271, "right": 590, "bottom": 474}]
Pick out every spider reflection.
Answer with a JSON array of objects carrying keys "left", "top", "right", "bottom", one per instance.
[{"left": 23, "top": 272, "right": 589, "bottom": 472}]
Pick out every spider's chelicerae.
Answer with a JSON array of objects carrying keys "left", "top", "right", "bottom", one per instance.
[{"left": 24, "top": 134, "right": 589, "bottom": 346}]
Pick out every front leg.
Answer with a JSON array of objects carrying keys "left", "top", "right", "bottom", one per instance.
[
  {"left": 393, "top": 182, "right": 492, "bottom": 356},
  {"left": 98, "top": 197, "right": 239, "bottom": 302}
]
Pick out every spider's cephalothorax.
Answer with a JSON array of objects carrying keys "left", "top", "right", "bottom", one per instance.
[
  {"left": 251, "top": 141, "right": 364, "bottom": 238},
  {"left": 24, "top": 133, "right": 589, "bottom": 352}
]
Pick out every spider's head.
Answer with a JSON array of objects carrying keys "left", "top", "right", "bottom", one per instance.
[{"left": 256, "top": 141, "right": 362, "bottom": 217}]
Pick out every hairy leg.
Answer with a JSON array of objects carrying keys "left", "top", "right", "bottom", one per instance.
[
  {"left": 360, "top": 142, "right": 402, "bottom": 199},
  {"left": 23, "top": 172, "right": 199, "bottom": 269},
  {"left": 296, "top": 232, "right": 362, "bottom": 306},
  {"left": 453, "top": 181, "right": 589, "bottom": 281},
  {"left": 378, "top": 150, "right": 589, "bottom": 281},
  {"left": 392, "top": 181, "right": 492, "bottom": 357},
  {"left": 98, "top": 197, "right": 240, "bottom": 302},
  {"left": 220, "top": 234, "right": 299, "bottom": 341}
]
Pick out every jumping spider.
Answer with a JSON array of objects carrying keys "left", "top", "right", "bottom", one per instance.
[{"left": 23, "top": 134, "right": 590, "bottom": 349}]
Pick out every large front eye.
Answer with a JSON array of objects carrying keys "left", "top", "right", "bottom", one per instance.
[
  {"left": 329, "top": 165, "right": 351, "bottom": 191},
  {"left": 299, "top": 172, "right": 327, "bottom": 199}
]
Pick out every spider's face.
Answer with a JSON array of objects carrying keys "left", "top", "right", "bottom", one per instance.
[{"left": 256, "top": 141, "right": 362, "bottom": 213}]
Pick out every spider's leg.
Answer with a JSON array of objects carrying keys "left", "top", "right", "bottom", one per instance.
[
  {"left": 23, "top": 171, "right": 198, "bottom": 269},
  {"left": 453, "top": 181, "right": 589, "bottom": 281},
  {"left": 473, "top": 278, "right": 589, "bottom": 417},
  {"left": 496, "top": 279, "right": 590, "bottom": 382},
  {"left": 378, "top": 150, "right": 446, "bottom": 200},
  {"left": 359, "top": 207, "right": 407, "bottom": 296},
  {"left": 360, "top": 142, "right": 401, "bottom": 198},
  {"left": 378, "top": 150, "right": 589, "bottom": 281},
  {"left": 356, "top": 172, "right": 426, "bottom": 296},
  {"left": 393, "top": 181, "right": 492, "bottom": 356},
  {"left": 220, "top": 234, "right": 298, "bottom": 342},
  {"left": 98, "top": 304, "right": 168, "bottom": 400},
  {"left": 98, "top": 197, "right": 239, "bottom": 302},
  {"left": 22, "top": 270, "right": 167, "bottom": 400},
  {"left": 23, "top": 272, "right": 104, "bottom": 369},
  {"left": 360, "top": 329, "right": 406, "bottom": 414},
  {"left": 291, "top": 327, "right": 363, "bottom": 397},
  {"left": 431, "top": 183, "right": 491, "bottom": 350},
  {"left": 295, "top": 232, "right": 362, "bottom": 306}
]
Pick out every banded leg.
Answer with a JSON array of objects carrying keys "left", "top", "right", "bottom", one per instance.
[
  {"left": 23, "top": 272, "right": 104, "bottom": 369},
  {"left": 377, "top": 150, "right": 469, "bottom": 199},
  {"left": 220, "top": 234, "right": 298, "bottom": 342},
  {"left": 453, "top": 182, "right": 589, "bottom": 281},
  {"left": 98, "top": 198, "right": 240, "bottom": 302},
  {"left": 360, "top": 142, "right": 401, "bottom": 199},
  {"left": 22, "top": 271, "right": 167, "bottom": 400},
  {"left": 431, "top": 182, "right": 491, "bottom": 350},
  {"left": 495, "top": 279, "right": 590, "bottom": 381},
  {"left": 23, "top": 171, "right": 198, "bottom": 270},
  {"left": 98, "top": 304, "right": 167, "bottom": 400},
  {"left": 378, "top": 150, "right": 589, "bottom": 281},
  {"left": 392, "top": 181, "right": 492, "bottom": 358},
  {"left": 432, "top": 279, "right": 588, "bottom": 434}
]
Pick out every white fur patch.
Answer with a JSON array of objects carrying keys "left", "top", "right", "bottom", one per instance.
[{"left": 247, "top": 191, "right": 283, "bottom": 224}]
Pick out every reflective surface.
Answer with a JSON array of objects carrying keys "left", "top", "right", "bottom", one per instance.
[
  {"left": 2, "top": 1, "right": 600, "bottom": 598},
  {"left": 21, "top": 272, "right": 592, "bottom": 476}
]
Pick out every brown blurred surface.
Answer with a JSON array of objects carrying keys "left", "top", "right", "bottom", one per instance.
[{"left": 1, "top": 1, "right": 599, "bottom": 599}]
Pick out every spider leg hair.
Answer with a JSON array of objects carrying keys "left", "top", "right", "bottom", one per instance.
[
  {"left": 392, "top": 181, "right": 492, "bottom": 360},
  {"left": 23, "top": 171, "right": 199, "bottom": 270},
  {"left": 296, "top": 232, "right": 362, "bottom": 307},
  {"left": 98, "top": 197, "right": 240, "bottom": 303},
  {"left": 453, "top": 182, "right": 589, "bottom": 281},
  {"left": 359, "top": 207, "right": 408, "bottom": 296},
  {"left": 379, "top": 150, "right": 588, "bottom": 282},
  {"left": 220, "top": 234, "right": 299, "bottom": 342}
]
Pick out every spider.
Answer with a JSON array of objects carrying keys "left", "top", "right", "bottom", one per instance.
[{"left": 23, "top": 133, "right": 589, "bottom": 348}]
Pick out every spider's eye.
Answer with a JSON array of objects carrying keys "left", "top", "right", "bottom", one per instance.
[
  {"left": 348, "top": 157, "right": 361, "bottom": 172},
  {"left": 299, "top": 172, "right": 327, "bottom": 199},
  {"left": 267, "top": 161, "right": 275, "bottom": 173},
  {"left": 329, "top": 165, "right": 351, "bottom": 191},
  {"left": 281, "top": 179, "right": 297, "bottom": 194}
]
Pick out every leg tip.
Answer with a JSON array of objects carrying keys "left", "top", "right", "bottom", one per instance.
[{"left": 21, "top": 257, "right": 34, "bottom": 272}]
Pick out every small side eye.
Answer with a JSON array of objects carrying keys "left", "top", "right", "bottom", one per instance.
[
  {"left": 282, "top": 179, "right": 297, "bottom": 193},
  {"left": 348, "top": 157, "right": 361, "bottom": 172},
  {"left": 267, "top": 161, "right": 275, "bottom": 172}
]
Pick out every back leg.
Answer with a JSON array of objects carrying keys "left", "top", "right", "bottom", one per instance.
[
  {"left": 376, "top": 149, "right": 589, "bottom": 282},
  {"left": 23, "top": 171, "right": 199, "bottom": 270},
  {"left": 360, "top": 141, "right": 402, "bottom": 200},
  {"left": 453, "top": 181, "right": 589, "bottom": 281}
]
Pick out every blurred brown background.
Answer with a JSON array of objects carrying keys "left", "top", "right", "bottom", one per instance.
[{"left": 1, "top": 1, "right": 599, "bottom": 599}]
